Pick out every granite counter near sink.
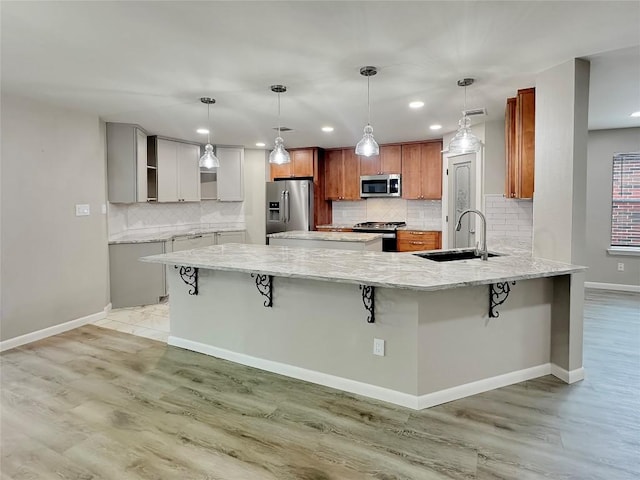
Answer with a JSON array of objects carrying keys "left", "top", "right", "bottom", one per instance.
[{"left": 268, "top": 230, "right": 383, "bottom": 251}]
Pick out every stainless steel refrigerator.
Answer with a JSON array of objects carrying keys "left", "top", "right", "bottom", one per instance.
[{"left": 266, "top": 180, "right": 314, "bottom": 240}]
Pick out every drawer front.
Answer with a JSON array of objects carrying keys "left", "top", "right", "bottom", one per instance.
[
  {"left": 396, "top": 231, "right": 441, "bottom": 252},
  {"left": 397, "top": 230, "right": 439, "bottom": 241},
  {"left": 397, "top": 239, "right": 439, "bottom": 252}
]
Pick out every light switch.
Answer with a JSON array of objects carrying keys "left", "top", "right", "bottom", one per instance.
[
  {"left": 75, "top": 204, "right": 90, "bottom": 216},
  {"left": 101, "top": 204, "right": 107, "bottom": 214}
]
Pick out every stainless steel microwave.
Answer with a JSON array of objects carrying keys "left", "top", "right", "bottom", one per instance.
[{"left": 360, "top": 174, "right": 401, "bottom": 198}]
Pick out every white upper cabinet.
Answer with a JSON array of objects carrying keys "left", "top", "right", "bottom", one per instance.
[
  {"left": 216, "top": 146, "right": 244, "bottom": 201},
  {"left": 106, "top": 123, "right": 148, "bottom": 203},
  {"left": 151, "top": 136, "right": 201, "bottom": 202}
]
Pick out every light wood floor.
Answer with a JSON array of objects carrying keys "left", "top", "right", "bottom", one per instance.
[{"left": 1, "top": 290, "right": 638, "bottom": 479}]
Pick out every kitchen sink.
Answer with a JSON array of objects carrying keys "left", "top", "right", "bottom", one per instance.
[{"left": 413, "top": 249, "right": 502, "bottom": 262}]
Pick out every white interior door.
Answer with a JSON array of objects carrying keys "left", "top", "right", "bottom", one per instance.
[{"left": 448, "top": 154, "right": 476, "bottom": 248}]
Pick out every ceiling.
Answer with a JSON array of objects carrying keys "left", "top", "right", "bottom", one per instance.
[{"left": 2, "top": 1, "right": 639, "bottom": 149}]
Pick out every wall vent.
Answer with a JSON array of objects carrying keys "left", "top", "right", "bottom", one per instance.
[{"left": 463, "top": 108, "right": 487, "bottom": 117}]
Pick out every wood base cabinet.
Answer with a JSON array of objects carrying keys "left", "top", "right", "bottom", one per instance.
[
  {"left": 505, "top": 88, "right": 535, "bottom": 199},
  {"left": 397, "top": 230, "right": 441, "bottom": 252},
  {"left": 401, "top": 141, "right": 443, "bottom": 200}
]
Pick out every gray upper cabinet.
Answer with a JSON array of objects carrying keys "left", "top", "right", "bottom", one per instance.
[
  {"left": 216, "top": 146, "right": 244, "bottom": 201},
  {"left": 106, "top": 123, "right": 148, "bottom": 203},
  {"left": 149, "top": 136, "right": 201, "bottom": 202}
]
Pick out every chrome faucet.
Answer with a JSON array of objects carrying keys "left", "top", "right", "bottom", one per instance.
[{"left": 455, "top": 209, "right": 488, "bottom": 261}]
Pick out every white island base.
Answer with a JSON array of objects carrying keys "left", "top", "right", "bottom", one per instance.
[{"left": 165, "top": 263, "right": 585, "bottom": 410}]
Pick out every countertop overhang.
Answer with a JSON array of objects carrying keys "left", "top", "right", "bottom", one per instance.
[{"left": 141, "top": 244, "right": 586, "bottom": 292}]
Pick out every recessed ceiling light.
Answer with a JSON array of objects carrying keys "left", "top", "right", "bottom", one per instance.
[
  {"left": 255, "top": 142, "right": 266, "bottom": 147},
  {"left": 631, "top": 111, "right": 640, "bottom": 118},
  {"left": 409, "top": 101, "right": 424, "bottom": 109},
  {"left": 196, "top": 128, "right": 209, "bottom": 134},
  {"left": 322, "top": 126, "right": 334, "bottom": 132},
  {"left": 429, "top": 124, "right": 442, "bottom": 130}
]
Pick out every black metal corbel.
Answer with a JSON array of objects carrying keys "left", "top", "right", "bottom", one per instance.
[
  {"left": 251, "top": 274, "right": 273, "bottom": 307},
  {"left": 489, "top": 281, "right": 516, "bottom": 318},
  {"left": 174, "top": 266, "right": 198, "bottom": 295},
  {"left": 359, "top": 285, "right": 375, "bottom": 323}
]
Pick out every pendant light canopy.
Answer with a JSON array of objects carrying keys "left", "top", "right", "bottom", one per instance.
[
  {"left": 269, "top": 85, "right": 290, "bottom": 165},
  {"left": 355, "top": 66, "right": 380, "bottom": 157},
  {"left": 448, "top": 78, "right": 481, "bottom": 155},
  {"left": 199, "top": 97, "right": 220, "bottom": 169}
]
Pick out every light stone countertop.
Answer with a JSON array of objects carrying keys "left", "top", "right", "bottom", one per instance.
[
  {"left": 315, "top": 224, "right": 356, "bottom": 230},
  {"left": 141, "top": 243, "right": 585, "bottom": 292},
  {"left": 268, "top": 231, "right": 383, "bottom": 242},
  {"left": 109, "top": 226, "right": 246, "bottom": 245}
]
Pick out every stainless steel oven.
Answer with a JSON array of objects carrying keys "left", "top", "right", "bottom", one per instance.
[
  {"left": 360, "top": 174, "right": 401, "bottom": 198},
  {"left": 352, "top": 221, "right": 406, "bottom": 251}
]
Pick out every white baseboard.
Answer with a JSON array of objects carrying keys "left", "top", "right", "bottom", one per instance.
[
  {"left": 0, "top": 304, "right": 111, "bottom": 352},
  {"left": 550, "top": 364, "right": 585, "bottom": 383},
  {"left": 417, "top": 364, "right": 552, "bottom": 409},
  {"left": 169, "top": 336, "right": 557, "bottom": 410},
  {"left": 585, "top": 282, "right": 640, "bottom": 293}
]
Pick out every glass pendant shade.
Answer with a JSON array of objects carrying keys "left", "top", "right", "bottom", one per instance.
[
  {"left": 199, "top": 143, "right": 220, "bottom": 169},
  {"left": 199, "top": 97, "right": 219, "bottom": 169},
  {"left": 448, "top": 115, "right": 481, "bottom": 155},
  {"left": 269, "top": 136, "right": 290, "bottom": 165},
  {"left": 355, "top": 124, "right": 379, "bottom": 157},
  {"left": 269, "top": 85, "right": 291, "bottom": 165}
]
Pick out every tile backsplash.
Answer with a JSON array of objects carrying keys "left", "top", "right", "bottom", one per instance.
[
  {"left": 108, "top": 200, "right": 245, "bottom": 237},
  {"left": 484, "top": 194, "right": 533, "bottom": 250},
  {"left": 332, "top": 199, "right": 442, "bottom": 230}
]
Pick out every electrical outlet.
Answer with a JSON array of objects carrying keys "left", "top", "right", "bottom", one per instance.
[
  {"left": 75, "top": 204, "right": 90, "bottom": 216},
  {"left": 373, "top": 338, "right": 385, "bottom": 357},
  {"left": 617, "top": 262, "right": 625, "bottom": 272}
]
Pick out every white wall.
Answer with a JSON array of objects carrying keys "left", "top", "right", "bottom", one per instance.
[
  {"left": 243, "top": 149, "right": 268, "bottom": 244},
  {"left": 1, "top": 94, "right": 109, "bottom": 341},
  {"left": 533, "top": 59, "right": 590, "bottom": 264},
  {"left": 586, "top": 128, "right": 640, "bottom": 286}
]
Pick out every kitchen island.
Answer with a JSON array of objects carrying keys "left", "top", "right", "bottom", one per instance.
[
  {"left": 268, "top": 230, "right": 383, "bottom": 251},
  {"left": 142, "top": 244, "right": 586, "bottom": 409}
]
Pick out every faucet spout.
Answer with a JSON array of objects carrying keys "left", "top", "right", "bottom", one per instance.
[{"left": 454, "top": 209, "right": 488, "bottom": 260}]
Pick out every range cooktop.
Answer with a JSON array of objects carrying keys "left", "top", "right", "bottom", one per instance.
[{"left": 353, "top": 221, "right": 406, "bottom": 231}]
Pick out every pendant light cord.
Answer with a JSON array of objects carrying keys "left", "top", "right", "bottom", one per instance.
[
  {"left": 207, "top": 103, "right": 211, "bottom": 144},
  {"left": 277, "top": 92, "right": 281, "bottom": 137},
  {"left": 367, "top": 74, "right": 371, "bottom": 126}
]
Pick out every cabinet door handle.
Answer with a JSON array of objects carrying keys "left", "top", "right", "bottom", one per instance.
[{"left": 409, "top": 241, "right": 425, "bottom": 245}]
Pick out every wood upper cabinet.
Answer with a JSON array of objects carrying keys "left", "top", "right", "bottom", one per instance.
[
  {"left": 505, "top": 88, "right": 535, "bottom": 199},
  {"left": 270, "top": 148, "right": 315, "bottom": 180},
  {"left": 359, "top": 145, "right": 402, "bottom": 176},
  {"left": 324, "top": 149, "right": 361, "bottom": 201},
  {"left": 401, "top": 141, "right": 442, "bottom": 200}
]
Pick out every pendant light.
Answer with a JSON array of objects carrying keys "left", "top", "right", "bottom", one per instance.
[
  {"left": 269, "top": 85, "right": 290, "bottom": 165},
  {"left": 199, "top": 97, "right": 220, "bottom": 169},
  {"left": 448, "top": 78, "right": 481, "bottom": 155},
  {"left": 355, "top": 66, "right": 380, "bottom": 157}
]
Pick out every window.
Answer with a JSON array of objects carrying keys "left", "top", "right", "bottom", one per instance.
[{"left": 611, "top": 153, "right": 640, "bottom": 247}]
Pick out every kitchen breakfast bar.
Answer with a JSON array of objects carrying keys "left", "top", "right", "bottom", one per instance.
[{"left": 142, "top": 244, "right": 586, "bottom": 410}]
